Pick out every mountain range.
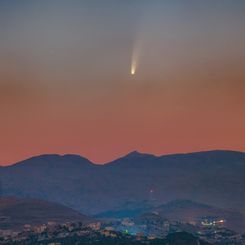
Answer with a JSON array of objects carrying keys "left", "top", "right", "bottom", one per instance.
[{"left": 0, "top": 150, "right": 245, "bottom": 216}]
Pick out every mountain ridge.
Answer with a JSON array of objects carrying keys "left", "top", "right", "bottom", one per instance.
[
  {"left": 1, "top": 149, "right": 244, "bottom": 168},
  {"left": 1, "top": 150, "right": 245, "bottom": 215}
]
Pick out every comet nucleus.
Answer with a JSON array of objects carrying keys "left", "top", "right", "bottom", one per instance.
[
  {"left": 131, "top": 64, "right": 136, "bottom": 75},
  {"left": 131, "top": 56, "right": 137, "bottom": 75}
]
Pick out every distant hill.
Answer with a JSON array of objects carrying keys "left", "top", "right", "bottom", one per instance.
[
  {"left": 94, "top": 200, "right": 153, "bottom": 219},
  {"left": 95, "top": 199, "right": 245, "bottom": 233},
  {"left": 155, "top": 199, "right": 245, "bottom": 233},
  {"left": 0, "top": 150, "right": 245, "bottom": 215},
  {"left": 0, "top": 197, "right": 91, "bottom": 230}
]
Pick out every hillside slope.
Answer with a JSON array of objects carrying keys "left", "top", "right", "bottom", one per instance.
[{"left": 0, "top": 197, "right": 91, "bottom": 230}]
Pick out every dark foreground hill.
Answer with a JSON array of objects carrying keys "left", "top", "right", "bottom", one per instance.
[
  {"left": 0, "top": 150, "right": 245, "bottom": 215},
  {"left": 47, "top": 232, "right": 210, "bottom": 245},
  {"left": 0, "top": 197, "right": 91, "bottom": 230},
  {"left": 2, "top": 226, "right": 210, "bottom": 245}
]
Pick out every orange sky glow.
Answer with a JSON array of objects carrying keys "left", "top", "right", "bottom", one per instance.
[{"left": 0, "top": 1, "right": 245, "bottom": 165}]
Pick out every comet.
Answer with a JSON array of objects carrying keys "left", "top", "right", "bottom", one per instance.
[
  {"left": 131, "top": 61, "right": 136, "bottom": 75},
  {"left": 130, "top": 40, "right": 141, "bottom": 76}
]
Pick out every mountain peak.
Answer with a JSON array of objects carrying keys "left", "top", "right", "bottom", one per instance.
[
  {"left": 105, "top": 151, "right": 157, "bottom": 166},
  {"left": 9, "top": 154, "right": 94, "bottom": 169},
  {"left": 125, "top": 151, "right": 143, "bottom": 157},
  {"left": 124, "top": 151, "right": 156, "bottom": 159}
]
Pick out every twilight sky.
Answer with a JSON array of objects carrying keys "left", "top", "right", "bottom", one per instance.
[{"left": 0, "top": 0, "right": 245, "bottom": 165}]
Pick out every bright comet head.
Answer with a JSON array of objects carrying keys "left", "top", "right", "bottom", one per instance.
[
  {"left": 131, "top": 67, "right": 135, "bottom": 75},
  {"left": 131, "top": 60, "right": 137, "bottom": 76}
]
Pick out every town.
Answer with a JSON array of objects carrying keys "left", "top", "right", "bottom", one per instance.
[{"left": 1, "top": 213, "right": 245, "bottom": 245}]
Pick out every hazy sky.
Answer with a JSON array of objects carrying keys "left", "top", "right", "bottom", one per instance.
[{"left": 0, "top": 0, "right": 245, "bottom": 165}]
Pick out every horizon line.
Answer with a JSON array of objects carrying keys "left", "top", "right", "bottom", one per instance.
[{"left": 1, "top": 148, "right": 244, "bottom": 167}]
